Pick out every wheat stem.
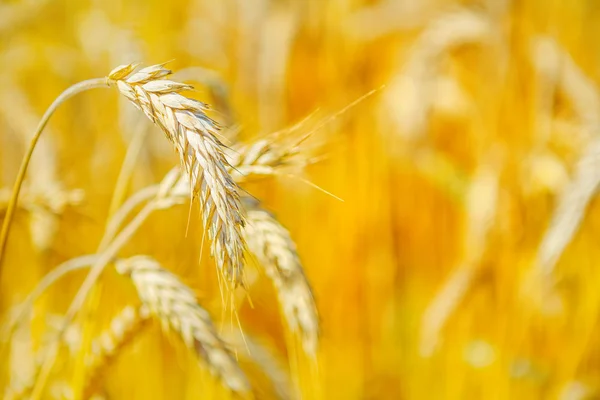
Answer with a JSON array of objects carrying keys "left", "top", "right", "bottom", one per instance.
[
  {"left": 0, "top": 78, "right": 109, "bottom": 276},
  {"left": 106, "top": 121, "right": 149, "bottom": 219}
]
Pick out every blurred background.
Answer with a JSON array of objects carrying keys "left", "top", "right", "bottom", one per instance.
[{"left": 2, "top": 0, "right": 600, "bottom": 398}]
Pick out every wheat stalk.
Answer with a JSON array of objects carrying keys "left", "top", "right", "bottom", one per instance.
[
  {"left": 114, "top": 255, "right": 250, "bottom": 395},
  {"left": 0, "top": 77, "right": 109, "bottom": 273},
  {"left": 242, "top": 199, "right": 319, "bottom": 356},
  {"left": 108, "top": 63, "right": 246, "bottom": 287},
  {"left": 420, "top": 159, "right": 499, "bottom": 356}
]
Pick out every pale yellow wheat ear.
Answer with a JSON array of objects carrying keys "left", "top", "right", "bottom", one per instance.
[
  {"left": 384, "top": 7, "right": 491, "bottom": 140},
  {"left": 531, "top": 37, "right": 600, "bottom": 291},
  {"left": 226, "top": 136, "right": 314, "bottom": 184},
  {"left": 537, "top": 139, "right": 600, "bottom": 278},
  {"left": 114, "top": 256, "right": 251, "bottom": 395},
  {"left": 108, "top": 63, "right": 247, "bottom": 288},
  {"left": 83, "top": 305, "right": 150, "bottom": 398},
  {"left": 242, "top": 198, "right": 319, "bottom": 357}
]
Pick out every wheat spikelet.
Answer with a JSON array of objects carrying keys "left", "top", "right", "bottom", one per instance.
[
  {"left": 226, "top": 137, "right": 311, "bottom": 183},
  {"left": 84, "top": 305, "right": 150, "bottom": 398},
  {"left": 114, "top": 255, "right": 250, "bottom": 395},
  {"left": 108, "top": 63, "right": 246, "bottom": 287},
  {"left": 242, "top": 199, "right": 319, "bottom": 356}
]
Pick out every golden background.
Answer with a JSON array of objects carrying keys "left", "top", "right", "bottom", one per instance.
[{"left": 2, "top": 0, "right": 600, "bottom": 398}]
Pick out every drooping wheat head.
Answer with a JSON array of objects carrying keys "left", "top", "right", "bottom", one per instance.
[
  {"left": 114, "top": 255, "right": 250, "bottom": 395},
  {"left": 242, "top": 199, "right": 319, "bottom": 356},
  {"left": 108, "top": 63, "right": 246, "bottom": 288}
]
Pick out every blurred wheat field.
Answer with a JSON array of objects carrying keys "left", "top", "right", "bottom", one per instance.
[{"left": 2, "top": 0, "right": 600, "bottom": 399}]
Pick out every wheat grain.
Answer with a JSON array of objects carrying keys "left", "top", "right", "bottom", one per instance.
[
  {"left": 108, "top": 63, "right": 246, "bottom": 287},
  {"left": 114, "top": 255, "right": 250, "bottom": 394},
  {"left": 242, "top": 199, "right": 319, "bottom": 356}
]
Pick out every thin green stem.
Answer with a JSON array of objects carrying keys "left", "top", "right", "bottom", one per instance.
[{"left": 0, "top": 77, "right": 109, "bottom": 276}]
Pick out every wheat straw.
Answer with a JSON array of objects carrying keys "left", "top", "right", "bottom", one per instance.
[
  {"left": 114, "top": 255, "right": 250, "bottom": 394},
  {"left": 420, "top": 161, "right": 499, "bottom": 356}
]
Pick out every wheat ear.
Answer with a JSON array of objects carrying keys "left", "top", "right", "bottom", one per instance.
[
  {"left": 385, "top": 8, "right": 490, "bottom": 139},
  {"left": 84, "top": 306, "right": 150, "bottom": 398},
  {"left": 537, "top": 139, "right": 600, "bottom": 277},
  {"left": 242, "top": 199, "right": 319, "bottom": 356},
  {"left": 114, "top": 255, "right": 250, "bottom": 395},
  {"left": 108, "top": 63, "right": 246, "bottom": 287}
]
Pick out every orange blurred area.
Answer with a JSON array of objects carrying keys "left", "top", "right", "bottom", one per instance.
[{"left": 2, "top": 0, "right": 600, "bottom": 399}]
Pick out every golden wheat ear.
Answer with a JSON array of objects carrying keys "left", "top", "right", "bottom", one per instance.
[
  {"left": 108, "top": 63, "right": 247, "bottom": 288},
  {"left": 242, "top": 198, "right": 319, "bottom": 357},
  {"left": 114, "top": 256, "right": 251, "bottom": 395},
  {"left": 84, "top": 305, "right": 150, "bottom": 398}
]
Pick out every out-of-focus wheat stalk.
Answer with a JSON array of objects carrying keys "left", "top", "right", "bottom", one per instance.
[
  {"left": 108, "top": 63, "right": 247, "bottom": 287},
  {"left": 114, "top": 256, "right": 250, "bottom": 395},
  {"left": 0, "top": 77, "right": 109, "bottom": 273},
  {"left": 0, "top": 81, "right": 85, "bottom": 252},
  {"left": 420, "top": 158, "right": 500, "bottom": 356},
  {"left": 242, "top": 199, "right": 319, "bottom": 357}
]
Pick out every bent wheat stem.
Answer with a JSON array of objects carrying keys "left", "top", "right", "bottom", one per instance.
[{"left": 0, "top": 78, "right": 109, "bottom": 276}]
